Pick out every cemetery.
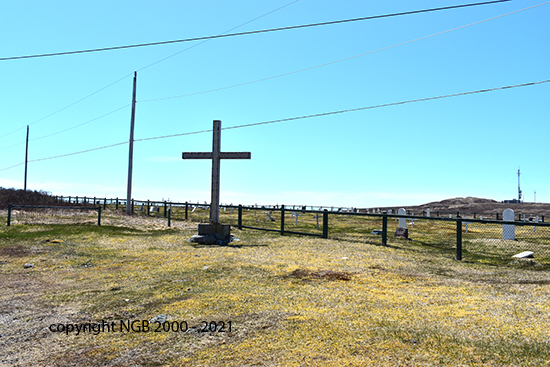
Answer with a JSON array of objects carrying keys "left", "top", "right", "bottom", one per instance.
[
  {"left": 2, "top": 123, "right": 550, "bottom": 364},
  {"left": 2, "top": 193, "right": 550, "bottom": 366}
]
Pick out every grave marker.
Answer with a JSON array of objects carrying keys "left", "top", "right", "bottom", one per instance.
[
  {"left": 398, "top": 208, "right": 406, "bottom": 228},
  {"left": 263, "top": 211, "right": 276, "bottom": 221},
  {"left": 291, "top": 212, "right": 302, "bottom": 225},
  {"left": 313, "top": 213, "right": 322, "bottom": 229},
  {"left": 502, "top": 208, "right": 515, "bottom": 240},
  {"left": 426, "top": 209, "right": 431, "bottom": 217}
]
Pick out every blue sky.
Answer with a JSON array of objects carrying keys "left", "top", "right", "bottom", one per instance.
[{"left": 1, "top": 0, "right": 548, "bottom": 208}]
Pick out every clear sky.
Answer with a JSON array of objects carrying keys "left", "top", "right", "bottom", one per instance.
[{"left": 1, "top": 0, "right": 548, "bottom": 208}]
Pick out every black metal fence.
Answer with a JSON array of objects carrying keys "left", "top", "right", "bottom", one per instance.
[{"left": 11, "top": 196, "right": 550, "bottom": 265}]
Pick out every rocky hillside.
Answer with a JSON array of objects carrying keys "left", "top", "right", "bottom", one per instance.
[{"left": 377, "top": 197, "right": 550, "bottom": 216}]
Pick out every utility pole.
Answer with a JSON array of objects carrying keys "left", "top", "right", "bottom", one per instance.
[
  {"left": 24, "top": 125, "right": 29, "bottom": 190},
  {"left": 126, "top": 72, "right": 137, "bottom": 215}
]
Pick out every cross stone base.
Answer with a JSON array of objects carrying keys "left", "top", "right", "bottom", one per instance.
[
  {"left": 187, "top": 224, "right": 232, "bottom": 245},
  {"left": 198, "top": 223, "right": 231, "bottom": 240}
]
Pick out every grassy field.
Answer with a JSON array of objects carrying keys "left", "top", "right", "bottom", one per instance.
[{"left": 1, "top": 209, "right": 550, "bottom": 366}]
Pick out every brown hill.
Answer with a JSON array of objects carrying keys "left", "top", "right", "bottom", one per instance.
[{"left": 378, "top": 197, "right": 550, "bottom": 216}]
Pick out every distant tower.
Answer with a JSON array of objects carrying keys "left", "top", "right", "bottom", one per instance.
[{"left": 518, "top": 168, "right": 522, "bottom": 202}]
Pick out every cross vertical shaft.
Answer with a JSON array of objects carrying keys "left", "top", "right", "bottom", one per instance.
[
  {"left": 182, "top": 119, "right": 251, "bottom": 228},
  {"left": 211, "top": 120, "right": 221, "bottom": 224}
]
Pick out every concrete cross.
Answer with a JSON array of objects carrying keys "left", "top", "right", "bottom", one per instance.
[
  {"left": 313, "top": 213, "right": 322, "bottom": 229},
  {"left": 182, "top": 120, "right": 250, "bottom": 224},
  {"left": 291, "top": 212, "right": 302, "bottom": 225}
]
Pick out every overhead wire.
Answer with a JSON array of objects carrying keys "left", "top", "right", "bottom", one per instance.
[
  {"left": 0, "top": 74, "right": 133, "bottom": 140},
  {"left": 140, "top": 0, "right": 550, "bottom": 103},
  {"left": 0, "top": 0, "right": 509, "bottom": 145},
  {"left": 137, "top": 0, "right": 301, "bottom": 72},
  {"left": 0, "top": 0, "right": 300, "bottom": 144},
  {"left": 0, "top": 0, "right": 510, "bottom": 61},
  {"left": 0, "top": 104, "right": 131, "bottom": 152},
  {"left": 2, "top": 78, "right": 547, "bottom": 172}
]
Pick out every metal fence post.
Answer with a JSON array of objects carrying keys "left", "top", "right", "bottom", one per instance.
[
  {"left": 98, "top": 206, "right": 102, "bottom": 226},
  {"left": 147, "top": 200, "right": 150, "bottom": 216},
  {"left": 116, "top": 197, "right": 119, "bottom": 210},
  {"left": 322, "top": 209, "right": 329, "bottom": 239},
  {"left": 164, "top": 201, "right": 167, "bottom": 218},
  {"left": 168, "top": 208, "right": 171, "bottom": 227},
  {"left": 185, "top": 202, "right": 188, "bottom": 220},
  {"left": 281, "top": 205, "right": 285, "bottom": 236},
  {"left": 103, "top": 198, "right": 107, "bottom": 210},
  {"left": 238, "top": 205, "right": 243, "bottom": 229},
  {"left": 456, "top": 219, "right": 462, "bottom": 260},
  {"left": 382, "top": 213, "right": 388, "bottom": 245},
  {"left": 7, "top": 204, "right": 12, "bottom": 226},
  {"left": 132, "top": 199, "right": 134, "bottom": 214}
]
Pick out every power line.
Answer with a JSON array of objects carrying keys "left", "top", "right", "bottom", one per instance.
[
  {"left": 0, "top": 104, "right": 130, "bottom": 152},
  {"left": 137, "top": 0, "right": 301, "bottom": 72},
  {"left": 2, "top": 78, "right": 547, "bottom": 172},
  {"left": 222, "top": 80, "right": 550, "bottom": 132},
  {"left": 0, "top": 1, "right": 300, "bottom": 144},
  {"left": 3, "top": 78, "right": 541, "bottom": 170},
  {"left": 30, "top": 141, "right": 129, "bottom": 163},
  {"left": 0, "top": 0, "right": 510, "bottom": 62},
  {"left": 140, "top": 0, "right": 545, "bottom": 104},
  {"left": 0, "top": 74, "right": 132, "bottom": 140},
  {"left": 30, "top": 104, "right": 130, "bottom": 143},
  {"left": 0, "top": 162, "right": 24, "bottom": 172}
]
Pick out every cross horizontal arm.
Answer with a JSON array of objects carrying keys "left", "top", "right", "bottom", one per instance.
[
  {"left": 219, "top": 152, "right": 251, "bottom": 159},
  {"left": 182, "top": 152, "right": 213, "bottom": 159}
]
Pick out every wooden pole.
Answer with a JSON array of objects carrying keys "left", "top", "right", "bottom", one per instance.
[
  {"left": 126, "top": 72, "right": 137, "bottom": 215},
  {"left": 24, "top": 125, "right": 29, "bottom": 190}
]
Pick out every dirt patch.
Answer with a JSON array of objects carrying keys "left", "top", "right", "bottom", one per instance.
[
  {"left": 285, "top": 268, "right": 354, "bottom": 281},
  {"left": 0, "top": 244, "right": 49, "bottom": 257}
]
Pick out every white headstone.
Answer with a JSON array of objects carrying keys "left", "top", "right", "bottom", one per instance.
[
  {"left": 512, "top": 251, "right": 534, "bottom": 258},
  {"left": 502, "top": 208, "right": 515, "bottom": 240},
  {"left": 398, "top": 208, "right": 406, "bottom": 228},
  {"left": 426, "top": 209, "right": 430, "bottom": 217}
]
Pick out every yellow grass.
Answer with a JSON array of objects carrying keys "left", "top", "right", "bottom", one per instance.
[{"left": 1, "top": 211, "right": 550, "bottom": 366}]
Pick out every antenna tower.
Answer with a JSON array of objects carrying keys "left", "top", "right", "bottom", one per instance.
[{"left": 518, "top": 168, "right": 522, "bottom": 202}]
